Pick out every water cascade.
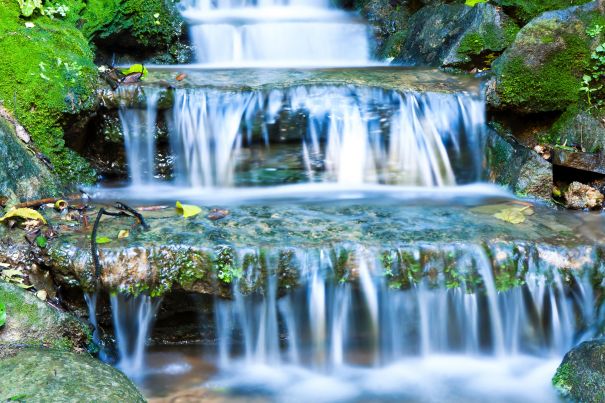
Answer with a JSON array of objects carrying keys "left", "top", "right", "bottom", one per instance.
[
  {"left": 179, "top": 0, "right": 372, "bottom": 67},
  {"left": 208, "top": 246, "right": 599, "bottom": 402},
  {"left": 116, "top": 86, "right": 485, "bottom": 190}
]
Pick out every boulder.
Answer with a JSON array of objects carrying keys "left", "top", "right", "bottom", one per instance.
[
  {"left": 564, "top": 181, "right": 604, "bottom": 209},
  {"left": 553, "top": 340, "right": 605, "bottom": 403},
  {"left": 486, "top": 128, "right": 554, "bottom": 199},
  {"left": 0, "top": 282, "right": 90, "bottom": 351},
  {"left": 488, "top": 2, "right": 600, "bottom": 113},
  {"left": 394, "top": 3, "right": 519, "bottom": 69},
  {"left": 0, "top": 114, "right": 62, "bottom": 204},
  {"left": 0, "top": 348, "right": 145, "bottom": 402}
]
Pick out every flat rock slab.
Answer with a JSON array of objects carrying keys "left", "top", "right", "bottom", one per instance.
[{"left": 0, "top": 199, "right": 601, "bottom": 296}]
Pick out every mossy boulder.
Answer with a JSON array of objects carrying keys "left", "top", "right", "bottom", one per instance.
[
  {"left": 81, "top": 0, "right": 190, "bottom": 63},
  {"left": 354, "top": 0, "right": 412, "bottom": 58},
  {"left": 493, "top": 0, "right": 594, "bottom": 24},
  {"left": 488, "top": 2, "right": 601, "bottom": 113},
  {"left": 393, "top": 2, "right": 518, "bottom": 69},
  {"left": 550, "top": 106, "right": 605, "bottom": 153},
  {"left": 553, "top": 340, "right": 605, "bottom": 402},
  {"left": 0, "top": 114, "right": 62, "bottom": 203},
  {"left": 0, "top": 0, "right": 98, "bottom": 184},
  {"left": 0, "top": 282, "right": 90, "bottom": 351},
  {"left": 0, "top": 348, "right": 145, "bottom": 402}
]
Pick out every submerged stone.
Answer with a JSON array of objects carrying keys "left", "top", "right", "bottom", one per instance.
[
  {"left": 564, "top": 181, "right": 604, "bottom": 209},
  {"left": 0, "top": 348, "right": 145, "bottom": 402}
]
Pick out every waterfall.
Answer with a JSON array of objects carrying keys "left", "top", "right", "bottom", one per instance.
[
  {"left": 109, "top": 294, "right": 162, "bottom": 378},
  {"left": 205, "top": 246, "right": 599, "bottom": 401},
  {"left": 117, "top": 86, "right": 485, "bottom": 189},
  {"left": 179, "top": 0, "right": 372, "bottom": 67}
]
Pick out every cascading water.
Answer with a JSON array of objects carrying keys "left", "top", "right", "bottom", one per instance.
[
  {"left": 116, "top": 85, "right": 485, "bottom": 190},
  {"left": 94, "top": 0, "right": 605, "bottom": 401},
  {"left": 206, "top": 246, "right": 599, "bottom": 402},
  {"left": 179, "top": 0, "right": 372, "bottom": 67}
]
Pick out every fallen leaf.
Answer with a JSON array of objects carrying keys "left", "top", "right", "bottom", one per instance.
[
  {"left": 0, "top": 208, "right": 46, "bottom": 224},
  {"left": 118, "top": 230, "right": 129, "bottom": 240},
  {"left": 35, "top": 235, "right": 47, "bottom": 248},
  {"left": 493, "top": 206, "right": 533, "bottom": 224},
  {"left": 121, "top": 64, "right": 148, "bottom": 78},
  {"left": 207, "top": 208, "right": 229, "bottom": 221},
  {"left": 176, "top": 201, "right": 202, "bottom": 218},
  {"left": 36, "top": 290, "right": 47, "bottom": 301},
  {"left": 176, "top": 73, "right": 187, "bottom": 81},
  {"left": 96, "top": 237, "right": 112, "bottom": 244}
]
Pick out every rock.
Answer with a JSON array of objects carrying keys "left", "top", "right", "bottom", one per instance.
[
  {"left": 394, "top": 3, "right": 519, "bottom": 69},
  {"left": 488, "top": 2, "right": 599, "bottom": 113},
  {"left": 356, "top": 0, "right": 412, "bottom": 58},
  {"left": 550, "top": 107, "right": 605, "bottom": 153},
  {"left": 0, "top": 282, "right": 90, "bottom": 351},
  {"left": 486, "top": 128, "right": 554, "bottom": 199},
  {"left": 0, "top": 115, "right": 62, "bottom": 204},
  {"left": 492, "top": 0, "right": 594, "bottom": 24},
  {"left": 564, "top": 181, "right": 604, "bottom": 209},
  {"left": 553, "top": 340, "right": 605, "bottom": 403},
  {"left": 81, "top": 0, "right": 190, "bottom": 64},
  {"left": 0, "top": 348, "right": 145, "bottom": 402},
  {"left": 552, "top": 149, "right": 605, "bottom": 174},
  {"left": 0, "top": 0, "right": 98, "bottom": 185}
]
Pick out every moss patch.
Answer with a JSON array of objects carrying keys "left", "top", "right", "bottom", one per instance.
[
  {"left": 0, "top": 0, "right": 97, "bottom": 184},
  {"left": 495, "top": 0, "right": 594, "bottom": 24}
]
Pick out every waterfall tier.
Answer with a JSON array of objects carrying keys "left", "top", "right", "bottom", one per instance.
[
  {"left": 114, "top": 81, "right": 485, "bottom": 191},
  {"left": 179, "top": 0, "right": 372, "bottom": 67}
]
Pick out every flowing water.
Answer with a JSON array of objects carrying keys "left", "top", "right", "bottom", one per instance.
[{"left": 89, "top": 1, "right": 605, "bottom": 401}]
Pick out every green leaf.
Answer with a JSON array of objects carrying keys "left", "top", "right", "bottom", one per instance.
[
  {"left": 176, "top": 201, "right": 202, "bottom": 218},
  {"left": 121, "top": 64, "right": 148, "bottom": 79},
  {"left": 96, "top": 237, "right": 112, "bottom": 244},
  {"left": 0, "top": 302, "right": 6, "bottom": 328},
  {"left": 35, "top": 235, "right": 47, "bottom": 248},
  {"left": 17, "top": 0, "right": 43, "bottom": 17},
  {"left": 0, "top": 208, "right": 47, "bottom": 224},
  {"left": 465, "top": 0, "right": 487, "bottom": 6}
]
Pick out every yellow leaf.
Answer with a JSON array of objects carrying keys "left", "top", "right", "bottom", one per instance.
[
  {"left": 176, "top": 201, "right": 202, "bottom": 218},
  {"left": 0, "top": 208, "right": 46, "bottom": 224},
  {"left": 493, "top": 207, "right": 532, "bottom": 224},
  {"left": 118, "top": 230, "right": 130, "bottom": 240},
  {"left": 96, "top": 237, "right": 111, "bottom": 244},
  {"left": 36, "top": 290, "right": 47, "bottom": 301}
]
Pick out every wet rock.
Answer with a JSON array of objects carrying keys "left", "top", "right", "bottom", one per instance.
[
  {"left": 356, "top": 0, "right": 412, "bottom": 58},
  {"left": 553, "top": 340, "right": 605, "bottom": 403},
  {"left": 0, "top": 115, "right": 62, "bottom": 204},
  {"left": 564, "top": 181, "right": 604, "bottom": 209},
  {"left": 552, "top": 149, "right": 605, "bottom": 174},
  {"left": 394, "top": 3, "right": 518, "bottom": 69},
  {"left": 488, "top": 2, "right": 598, "bottom": 113},
  {"left": 0, "top": 282, "right": 90, "bottom": 351},
  {"left": 0, "top": 348, "right": 145, "bottom": 402},
  {"left": 550, "top": 107, "right": 605, "bottom": 154},
  {"left": 486, "top": 128, "right": 553, "bottom": 199}
]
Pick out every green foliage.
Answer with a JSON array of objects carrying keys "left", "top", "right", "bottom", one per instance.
[
  {"left": 215, "top": 246, "right": 241, "bottom": 284},
  {"left": 17, "top": 0, "right": 44, "bottom": 17},
  {"left": 465, "top": 0, "right": 487, "bottom": 6},
  {"left": 0, "top": 302, "right": 5, "bottom": 327},
  {"left": 581, "top": 23, "right": 605, "bottom": 108}
]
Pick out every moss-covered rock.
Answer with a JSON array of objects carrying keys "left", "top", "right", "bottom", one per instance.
[
  {"left": 488, "top": 2, "right": 600, "bottom": 113},
  {"left": 0, "top": 0, "right": 98, "bottom": 184},
  {"left": 494, "top": 0, "right": 594, "bottom": 24},
  {"left": 553, "top": 340, "right": 605, "bottom": 402},
  {"left": 394, "top": 2, "right": 518, "bottom": 69},
  {"left": 354, "top": 0, "right": 412, "bottom": 58},
  {"left": 0, "top": 114, "right": 62, "bottom": 203},
  {"left": 81, "top": 0, "right": 190, "bottom": 63},
  {"left": 0, "top": 282, "right": 91, "bottom": 351},
  {"left": 0, "top": 348, "right": 145, "bottom": 402}
]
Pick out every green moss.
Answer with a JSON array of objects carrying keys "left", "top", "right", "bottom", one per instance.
[
  {"left": 380, "top": 30, "right": 408, "bottom": 59},
  {"left": 495, "top": 0, "right": 593, "bottom": 24},
  {"left": 457, "top": 21, "right": 519, "bottom": 67},
  {"left": 81, "top": 0, "right": 184, "bottom": 59},
  {"left": 0, "top": 0, "right": 97, "bottom": 184},
  {"left": 495, "top": 32, "right": 590, "bottom": 111}
]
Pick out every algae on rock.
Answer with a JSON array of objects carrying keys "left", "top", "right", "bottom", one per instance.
[{"left": 0, "top": 349, "right": 145, "bottom": 402}]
